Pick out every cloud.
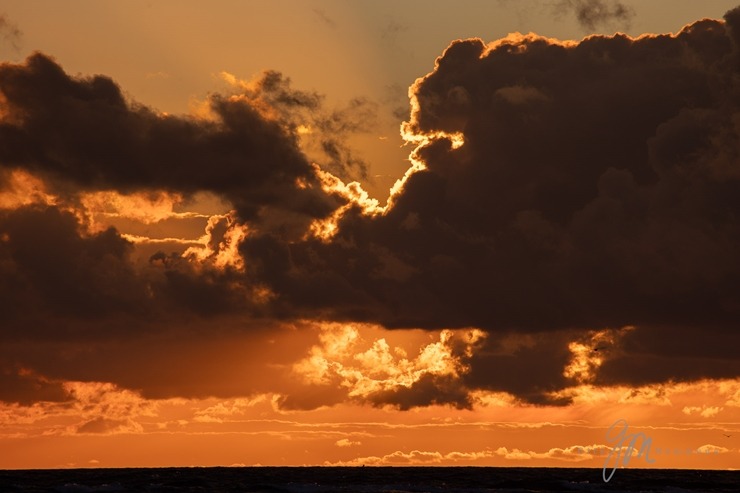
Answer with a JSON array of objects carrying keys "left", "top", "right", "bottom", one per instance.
[
  {"left": 696, "top": 444, "right": 730, "bottom": 454},
  {"left": 0, "top": 205, "right": 146, "bottom": 320},
  {"left": 682, "top": 406, "right": 723, "bottom": 418},
  {"left": 0, "top": 14, "right": 21, "bottom": 52},
  {"left": 0, "top": 367, "right": 68, "bottom": 406},
  {"left": 76, "top": 417, "right": 143, "bottom": 435},
  {"left": 330, "top": 444, "right": 603, "bottom": 466},
  {"left": 491, "top": 445, "right": 601, "bottom": 462},
  {"left": 3, "top": 9, "right": 740, "bottom": 409},
  {"left": 554, "top": 0, "right": 634, "bottom": 31},
  {"left": 393, "top": 23, "right": 740, "bottom": 331},
  {"left": 0, "top": 55, "right": 366, "bottom": 403},
  {"left": 248, "top": 12, "right": 740, "bottom": 400},
  {"left": 335, "top": 438, "right": 361, "bottom": 447},
  {"left": 0, "top": 380, "right": 156, "bottom": 436},
  {"left": 287, "top": 324, "right": 485, "bottom": 410},
  {"left": 0, "top": 54, "right": 342, "bottom": 230},
  {"left": 219, "top": 70, "right": 376, "bottom": 183},
  {"left": 330, "top": 449, "right": 447, "bottom": 465}
]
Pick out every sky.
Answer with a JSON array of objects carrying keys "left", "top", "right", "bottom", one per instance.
[{"left": 0, "top": 0, "right": 739, "bottom": 472}]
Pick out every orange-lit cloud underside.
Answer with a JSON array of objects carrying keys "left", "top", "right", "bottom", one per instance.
[
  {"left": 1, "top": 322, "right": 738, "bottom": 468},
  {"left": 1, "top": 349, "right": 738, "bottom": 468}
]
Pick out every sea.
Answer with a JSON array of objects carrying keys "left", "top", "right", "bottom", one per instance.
[{"left": 0, "top": 467, "right": 737, "bottom": 493}]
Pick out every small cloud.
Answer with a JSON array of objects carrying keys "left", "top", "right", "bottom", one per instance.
[
  {"left": 495, "top": 446, "right": 532, "bottom": 460},
  {"left": 682, "top": 405, "right": 723, "bottom": 418},
  {"left": 696, "top": 444, "right": 729, "bottom": 454},
  {"left": 0, "top": 14, "right": 22, "bottom": 52},
  {"left": 554, "top": 0, "right": 634, "bottom": 31},
  {"left": 335, "top": 438, "right": 361, "bottom": 447},
  {"left": 193, "top": 415, "right": 223, "bottom": 424},
  {"left": 531, "top": 445, "right": 596, "bottom": 462}
]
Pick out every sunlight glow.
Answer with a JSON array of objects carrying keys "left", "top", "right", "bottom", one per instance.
[
  {"left": 0, "top": 170, "right": 57, "bottom": 209},
  {"left": 80, "top": 190, "right": 209, "bottom": 227},
  {"left": 306, "top": 164, "right": 383, "bottom": 241},
  {"left": 293, "top": 324, "right": 486, "bottom": 400},
  {"left": 183, "top": 212, "right": 249, "bottom": 271},
  {"left": 563, "top": 326, "right": 635, "bottom": 383}
]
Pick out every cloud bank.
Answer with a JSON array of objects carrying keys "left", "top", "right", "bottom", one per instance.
[{"left": 2, "top": 7, "right": 740, "bottom": 408}]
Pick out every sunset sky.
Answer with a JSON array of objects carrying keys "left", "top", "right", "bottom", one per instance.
[{"left": 1, "top": 0, "right": 739, "bottom": 471}]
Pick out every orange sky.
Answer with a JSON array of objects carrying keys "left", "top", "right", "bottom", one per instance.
[
  {"left": 0, "top": 1, "right": 739, "bottom": 474},
  {"left": 1, "top": 324, "right": 738, "bottom": 469}
]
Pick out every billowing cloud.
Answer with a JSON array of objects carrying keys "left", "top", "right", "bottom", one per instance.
[
  {"left": 0, "top": 53, "right": 346, "bottom": 232},
  {"left": 2, "top": 9, "right": 740, "bottom": 410},
  {"left": 288, "top": 324, "right": 485, "bottom": 410},
  {"left": 243, "top": 11, "right": 740, "bottom": 401}
]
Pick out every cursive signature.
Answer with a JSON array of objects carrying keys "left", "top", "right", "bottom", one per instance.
[{"left": 602, "top": 419, "right": 656, "bottom": 482}]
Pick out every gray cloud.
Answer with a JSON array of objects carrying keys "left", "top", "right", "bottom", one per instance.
[
  {"left": 0, "top": 14, "right": 21, "bottom": 52},
  {"left": 554, "top": 0, "right": 635, "bottom": 31}
]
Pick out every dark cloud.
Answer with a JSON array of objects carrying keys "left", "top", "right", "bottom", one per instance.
[
  {"left": 0, "top": 54, "right": 342, "bottom": 229},
  {"left": 270, "top": 13, "right": 740, "bottom": 332},
  {"left": 554, "top": 0, "right": 634, "bottom": 31},
  {"left": 2, "top": 10, "right": 740, "bottom": 407},
  {"left": 0, "top": 366, "right": 68, "bottom": 405},
  {"left": 463, "top": 333, "right": 575, "bottom": 406},
  {"left": 76, "top": 417, "right": 129, "bottom": 434},
  {"left": 0, "top": 54, "right": 356, "bottom": 405},
  {"left": 0, "top": 315, "right": 320, "bottom": 403},
  {"left": 235, "top": 11, "right": 740, "bottom": 399},
  {"left": 232, "top": 70, "right": 375, "bottom": 182},
  {"left": 0, "top": 204, "right": 249, "bottom": 326},
  {"left": 0, "top": 205, "right": 145, "bottom": 322},
  {"left": 595, "top": 325, "right": 740, "bottom": 387},
  {"left": 369, "top": 373, "right": 475, "bottom": 410}
]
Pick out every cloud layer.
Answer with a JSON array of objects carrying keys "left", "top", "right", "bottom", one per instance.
[{"left": 2, "top": 8, "right": 740, "bottom": 408}]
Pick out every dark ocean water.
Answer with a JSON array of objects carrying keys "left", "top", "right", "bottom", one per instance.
[{"left": 0, "top": 467, "right": 737, "bottom": 493}]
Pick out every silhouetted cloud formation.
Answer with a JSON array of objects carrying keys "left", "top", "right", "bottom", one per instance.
[
  {"left": 238, "top": 10, "right": 740, "bottom": 400},
  {"left": 2, "top": 8, "right": 740, "bottom": 407},
  {"left": 0, "top": 54, "right": 344, "bottom": 230},
  {"left": 258, "top": 13, "right": 740, "bottom": 335}
]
